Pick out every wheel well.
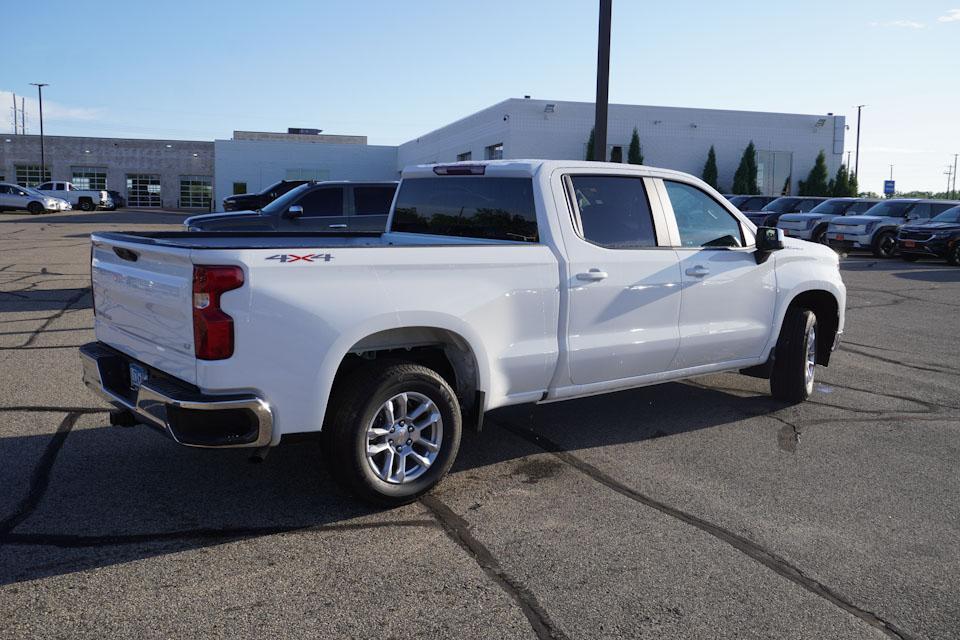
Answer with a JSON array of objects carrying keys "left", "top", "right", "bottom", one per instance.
[
  {"left": 332, "top": 327, "right": 481, "bottom": 417},
  {"left": 786, "top": 290, "right": 838, "bottom": 365}
]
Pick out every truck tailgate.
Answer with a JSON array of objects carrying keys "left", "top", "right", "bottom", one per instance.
[{"left": 91, "top": 234, "right": 197, "bottom": 384}]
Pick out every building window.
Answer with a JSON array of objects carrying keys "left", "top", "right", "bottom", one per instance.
[
  {"left": 285, "top": 168, "right": 330, "bottom": 181},
  {"left": 126, "top": 174, "right": 161, "bottom": 208},
  {"left": 179, "top": 175, "right": 212, "bottom": 208},
  {"left": 484, "top": 143, "right": 503, "bottom": 160},
  {"left": 232, "top": 182, "right": 247, "bottom": 195},
  {"left": 72, "top": 167, "right": 107, "bottom": 190},
  {"left": 457, "top": 151, "right": 472, "bottom": 162},
  {"left": 15, "top": 165, "right": 50, "bottom": 187}
]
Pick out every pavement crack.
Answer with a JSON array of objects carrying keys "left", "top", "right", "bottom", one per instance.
[
  {"left": 493, "top": 419, "right": 912, "bottom": 640},
  {"left": 0, "top": 412, "right": 80, "bottom": 538},
  {"left": 20, "top": 288, "right": 90, "bottom": 347},
  {"left": 421, "top": 494, "right": 570, "bottom": 640}
]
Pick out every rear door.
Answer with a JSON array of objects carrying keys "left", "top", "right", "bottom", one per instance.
[
  {"left": 349, "top": 184, "right": 396, "bottom": 231},
  {"left": 280, "top": 186, "right": 348, "bottom": 231},
  {"left": 91, "top": 236, "right": 198, "bottom": 383},
  {"left": 658, "top": 179, "right": 777, "bottom": 369},
  {"left": 558, "top": 172, "right": 682, "bottom": 385}
]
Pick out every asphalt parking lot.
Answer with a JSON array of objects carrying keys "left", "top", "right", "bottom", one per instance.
[{"left": 0, "top": 210, "right": 958, "bottom": 639}]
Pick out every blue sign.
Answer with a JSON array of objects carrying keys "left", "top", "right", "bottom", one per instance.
[{"left": 884, "top": 180, "right": 896, "bottom": 195}]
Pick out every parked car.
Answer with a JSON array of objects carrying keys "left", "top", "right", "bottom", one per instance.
[
  {"left": 36, "top": 181, "right": 112, "bottom": 211},
  {"left": 727, "top": 195, "right": 779, "bottom": 212},
  {"left": 776, "top": 198, "right": 882, "bottom": 244},
  {"left": 187, "top": 181, "right": 399, "bottom": 233},
  {"left": 80, "top": 160, "right": 845, "bottom": 505},
  {"left": 105, "top": 190, "right": 126, "bottom": 210},
  {"left": 742, "top": 196, "right": 830, "bottom": 228},
  {"left": 0, "top": 183, "right": 71, "bottom": 214},
  {"left": 222, "top": 180, "right": 310, "bottom": 212},
  {"left": 897, "top": 205, "right": 960, "bottom": 265},
  {"left": 827, "top": 198, "right": 960, "bottom": 258}
]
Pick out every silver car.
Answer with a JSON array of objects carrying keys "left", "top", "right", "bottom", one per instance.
[{"left": 0, "top": 183, "right": 71, "bottom": 214}]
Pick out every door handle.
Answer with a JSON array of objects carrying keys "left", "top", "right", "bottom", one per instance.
[
  {"left": 576, "top": 269, "right": 608, "bottom": 282},
  {"left": 328, "top": 224, "right": 348, "bottom": 229},
  {"left": 685, "top": 265, "right": 710, "bottom": 278}
]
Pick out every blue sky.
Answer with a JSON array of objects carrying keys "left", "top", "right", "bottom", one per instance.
[{"left": 4, "top": 0, "right": 959, "bottom": 192}]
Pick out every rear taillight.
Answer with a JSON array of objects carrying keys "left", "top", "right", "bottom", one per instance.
[{"left": 192, "top": 265, "right": 244, "bottom": 360}]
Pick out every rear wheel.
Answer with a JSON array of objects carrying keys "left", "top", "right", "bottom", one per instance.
[
  {"left": 79, "top": 200, "right": 95, "bottom": 212},
  {"left": 770, "top": 307, "right": 818, "bottom": 403},
  {"left": 27, "top": 201, "right": 43, "bottom": 215},
  {"left": 872, "top": 231, "right": 897, "bottom": 258},
  {"left": 948, "top": 243, "right": 960, "bottom": 267},
  {"left": 323, "top": 362, "right": 462, "bottom": 506}
]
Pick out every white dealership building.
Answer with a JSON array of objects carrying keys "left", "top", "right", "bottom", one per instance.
[{"left": 214, "top": 98, "right": 845, "bottom": 208}]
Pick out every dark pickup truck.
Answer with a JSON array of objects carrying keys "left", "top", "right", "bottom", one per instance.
[
  {"left": 189, "top": 181, "right": 398, "bottom": 233},
  {"left": 222, "top": 180, "right": 309, "bottom": 212}
]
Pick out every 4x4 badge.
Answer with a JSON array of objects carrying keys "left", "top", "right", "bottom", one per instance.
[{"left": 265, "top": 253, "right": 333, "bottom": 263}]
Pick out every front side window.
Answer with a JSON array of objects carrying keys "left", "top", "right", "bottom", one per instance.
[
  {"left": 862, "top": 201, "right": 914, "bottom": 217},
  {"left": 761, "top": 197, "right": 802, "bottom": 213},
  {"left": 298, "top": 187, "right": 344, "bottom": 217},
  {"left": 809, "top": 199, "right": 852, "bottom": 215},
  {"left": 569, "top": 175, "right": 657, "bottom": 249},
  {"left": 798, "top": 199, "right": 826, "bottom": 212},
  {"left": 354, "top": 186, "right": 396, "bottom": 215},
  {"left": 665, "top": 181, "right": 744, "bottom": 248},
  {"left": 392, "top": 177, "right": 537, "bottom": 242},
  {"left": 931, "top": 207, "right": 960, "bottom": 223}
]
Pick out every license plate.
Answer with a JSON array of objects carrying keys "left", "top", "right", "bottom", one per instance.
[
  {"left": 836, "top": 234, "right": 844, "bottom": 241},
  {"left": 129, "top": 362, "right": 148, "bottom": 391},
  {"left": 903, "top": 240, "right": 916, "bottom": 248}
]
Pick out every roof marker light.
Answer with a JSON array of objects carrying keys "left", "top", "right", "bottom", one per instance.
[{"left": 433, "top": 165, "right": 486, "bottom": 176}]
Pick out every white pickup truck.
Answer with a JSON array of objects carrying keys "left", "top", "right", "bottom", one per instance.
[
  {"left": 80, "top": 160, "right": 845, "bottom": 505},
  {"left": 37, "top": 181, "right": 112, "bottom": 211}
]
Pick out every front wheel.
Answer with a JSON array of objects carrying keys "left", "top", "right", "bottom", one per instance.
[
  {"left": 27, "top": 201, "right": 44, "bottom": 215},
  {"left": 324, "top": 362, "right": 462, "bottom": 506},
  {"left": 79, "top": 200, "right": 95, "bottom": 212},
  {"left": 872, "top": 231, "right": 897, "bottom": 258},
  {"left": 770, "top": 307, "right": 818, "bottom": 403},
  {"left": 948, "top": 244, "right": 960, "bottom": 267},
  {"left": 813, "top": 226, "right": 828, "bottom": 245}
]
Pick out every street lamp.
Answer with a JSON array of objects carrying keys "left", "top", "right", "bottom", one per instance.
[
  {"left": 593, "top": 0, "right": 612, "bottom": 162},
  {"left": 30, "top": 83, "right": 48, "bottom": 182},
  {"left": 854, "top": 105, "right": 865, "bottom": 178}
]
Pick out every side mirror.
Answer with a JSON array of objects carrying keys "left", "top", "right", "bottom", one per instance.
[
  {"left": 755, "top": 226, "right": 784, "bottom": 264},
  {"left": 283, "top": 205, "right": 304, "bottom": 220}
]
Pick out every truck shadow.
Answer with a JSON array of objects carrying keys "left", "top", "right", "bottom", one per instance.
[
  {"left": 0, "top": 210, "right": 188, "bottom": 226},
  {"left": 0, "top": 288, "right": 92, "bottom": 312},
  {"left": 0, "top": 380, "right": 781, "bottom": 585}
]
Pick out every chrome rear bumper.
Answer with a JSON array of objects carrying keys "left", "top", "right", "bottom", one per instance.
[{"left": 80, "top": 342, "right": 273, "bottom": 448}]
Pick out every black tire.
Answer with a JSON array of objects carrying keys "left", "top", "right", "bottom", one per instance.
[
  {"left": 78, "top": 200, "right": 95, "bottom": 212},
  {"left": 948, "top": 244, "right": 960, "bottom": 267},
  {"left": 900, "top": 254, "right": 920, "bottom": 262},
  {"left": 27, "top": 201, "right": 44, "bottom": 215},
  {"left": 812, "top": 226, "right": 828, "bottom": 244},
  {"left": 323, "top": 362, "right": 462, "bottom": 506},
  {"left": 770, "top": 307, "right": 818, "bottom": 404},
  {"left": 872, "top": 230, "right": 897, "bottom": 258}
]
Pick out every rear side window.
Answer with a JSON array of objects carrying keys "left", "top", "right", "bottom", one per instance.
[
  {"left": 298, "top": 187, "right": 343, "bottom": 217},
  {"left": 569, "top": 176, "right": 657, "bottom": 249},
  {"left": 392, "top": 177, "right": 538, "bottom": 242},
  {"left": 355, "top": 186, "right": 396, "bottom": 215}
]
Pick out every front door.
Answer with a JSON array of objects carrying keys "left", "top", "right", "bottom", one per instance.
[
  {"left": 561, "top": 174, "right": 682, "bottom": 385},
  {"left": 281, "top": 186, "right": 349, "bottom": 231},
  {"left": 660, "top": 180, "right": 777, "bottom": 369}
]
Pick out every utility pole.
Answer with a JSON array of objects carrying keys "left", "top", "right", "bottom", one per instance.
[
  {"left": 952, "top": 153, "right": 958, "bottom": 199},
  {"left": 10, "top": 93, "right": 16, "bottom": 134},
  {"left": 30, "top": 83, "right": 48, "bottom": 179},
  {"left": 854, "top": 105, "right": 865, "bottom": 178},
  {"left": 946, "top": 166, "right": 954, "bottom": 198},
  {"left": 593, "top": 0, "right": 612, "bottom": 163},
  {"left": 846, "top": 150, "right": 851, "bottom": 169}
]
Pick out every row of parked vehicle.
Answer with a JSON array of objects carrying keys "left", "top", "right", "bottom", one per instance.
[
  {"left": 0, "top": 180, "right": 122, "bottom": 214},
  {"left": 724, "top": 193, "right": 960, "bottom": 265}
]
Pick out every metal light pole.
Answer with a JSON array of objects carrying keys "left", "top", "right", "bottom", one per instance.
[
  {"left": 593, "top": 0, "right": 612, "bottom": 163},
  {"left": 846, "top": 151, "right": 851, "bottom": 169},
  {"left": 30, "top": 83, "right": 48, "bottom": 180},
  {"left": 854, "top": 105, "right": 865, "bottom": 178},
  {"left": 952, "top": 154, "right": 958, "bottom": 198},
  {"left": 889, "top": 165, "right": 894, "bottom": 180}
]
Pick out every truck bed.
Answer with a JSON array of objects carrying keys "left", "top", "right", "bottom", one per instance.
[{"left": 92, "top": 231, "right": 386, "bottom": 250}]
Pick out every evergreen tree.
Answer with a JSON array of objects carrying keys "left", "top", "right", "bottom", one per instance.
[
  {"left": 585, "top": 128, "right": 596, "bottom": 161},
  {"left": 849, "top": 172, "right": 859, "bottom": 197},
  {"left": 701, "top": 145, "right": 718, "bottom": 189},
  {"left": 732, "top": 142, "right": 759, "bottom": 194},
  {"left": 831, "top": 164, "right": 853, "bottom": 197},
  {"left": 628, "top": 128, "right": 644, "bottom": 165},
  {"left": 798, "top": 151, "right": 830, "bottom": 196},
  {"left": 782, "top": 175, "right": 792, "bottom": 195}
]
